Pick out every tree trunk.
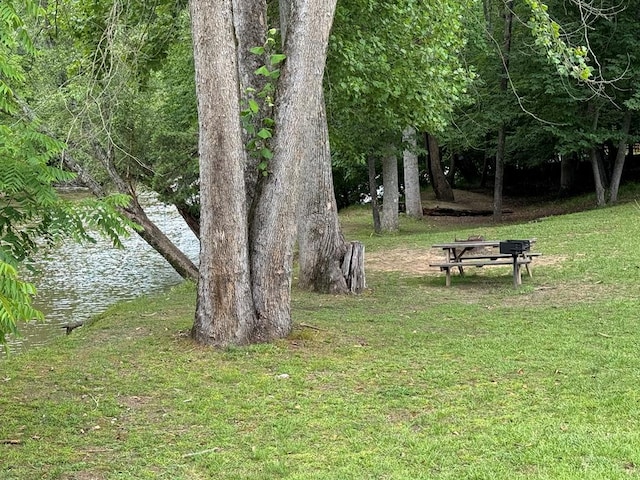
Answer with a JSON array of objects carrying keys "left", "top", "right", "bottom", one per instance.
[
  {"left": 248, "top": 0, "right": 337, "bottom": 340},
  {"left": 586, "top": 101, "right": 606, "bottom": 207},
  {"left": 493, "top": 126, "right": 506, "bottom": 221},
  {"left": 234, "top": 0, "right": 268, "bottom": 206},
  {"left": 590, "top": 148, "right": 606, "bottom": 207},
  {"left": 297, "top": 91, "right": 348, "bottom": 294},
  {"left": 367, "top": 155, "right": 382, "bottom": 234},
  {"left": 402, "top": 126, "right": 423, "bottom": 218},
  {"left": 191, "top": 0, "right": 337, "bottom": 346},
  {"left": 447, "top": 153, "right": 457, "bottom": 188},
  {"left": 480, "top": 134, "right": 491, "bottom": 188},
  {"left": 381, "top": 151, "right": 399, "bottom": 232},
  {"left": 608, "top": 110, "right": 632, "bottom": 204},
  {"left": 427, "top": 133, "right": 454, "bottom": 202},
  {"left": 559, "top": 153, "right": 576, "bottom": 197},
  {"left": 123, "top": 197, "right": 200, "bottom": 281},
  {"left": 191, "top": 0, "right": 257, "bottom": 346},
  {"left": 493, "top": 0, "right": 513, "bottom": 222}
]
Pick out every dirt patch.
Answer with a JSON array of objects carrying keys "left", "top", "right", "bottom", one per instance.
[
  {"left": 365, "top": 189, "right": 582, "bottom": 277},
  {"left": 366, "top": 247, "right": 565, "bottom": 277},
  {"left": 117, "top": 395, "right": 153, "bottom": 409}
]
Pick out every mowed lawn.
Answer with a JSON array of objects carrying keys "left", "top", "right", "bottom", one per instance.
[{"left": 2, "top": 190, "right": 640, "bottom": 479}]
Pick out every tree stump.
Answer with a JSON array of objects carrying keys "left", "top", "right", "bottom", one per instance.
[{"left": 341, "top": 241, "right": 366, "bottom": 294}]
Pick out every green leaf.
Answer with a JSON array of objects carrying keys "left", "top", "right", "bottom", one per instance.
[
  {"left": 260, "top": 148, "right": 273, "bottom": 160},
  {"left": 270, "top": 54, "right": 286, "bottom": 66},
  {"left": 248, "top": 99, "right": 259, "bottom": 113},
  {"left": 255, "top": 65, "right": 271, "bottom": 77},
  {"left": 250, "top": 46, "right": 265, "bottom": 55},
  {"left": 257, "top": 128, "right": 272, "bottom": 139}
]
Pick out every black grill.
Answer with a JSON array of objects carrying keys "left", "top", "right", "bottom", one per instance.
[{"left": 499, "top": 240, "right": 531, "bottom": 255}]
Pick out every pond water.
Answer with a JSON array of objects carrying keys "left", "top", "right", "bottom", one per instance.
[{"left": 3, "top": 194, "right": 199, "bottom": 355}]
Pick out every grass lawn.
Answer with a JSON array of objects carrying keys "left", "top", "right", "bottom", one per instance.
[{"left": 2, "top": 189, "right": 640, "bottom": 479}]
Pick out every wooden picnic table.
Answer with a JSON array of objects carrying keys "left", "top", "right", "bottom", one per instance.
[{"left": 429, "top": 239, "right": 540, "bottom": 287}]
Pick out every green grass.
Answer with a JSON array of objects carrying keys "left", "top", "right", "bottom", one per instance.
[{"left": 2, "top": 190, "right": 640, "bottom": 479}]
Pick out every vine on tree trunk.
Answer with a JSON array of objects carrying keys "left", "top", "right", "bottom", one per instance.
[{"left": 240, "top": 28, "right": 286, "bottom": 177}]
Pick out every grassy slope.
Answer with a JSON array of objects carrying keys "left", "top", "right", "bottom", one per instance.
[{"left": 2, "top": 191, "right": 640, "bottom": 479}]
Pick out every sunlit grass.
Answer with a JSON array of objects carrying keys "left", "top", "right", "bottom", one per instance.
[{"left": 2, "top": 186, "right": 640, "bottom": 479}]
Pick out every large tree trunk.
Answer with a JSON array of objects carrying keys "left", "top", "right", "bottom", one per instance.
[
  {"left": 367, "top": 155, "right": 382, "bottom": 234},
  {"left": 402, "top": 126, "right": 423, "bottom": 218},
  {"left": 426, "top": 133, "right": 454, "bottom": 202},
  {"left": 249, "top": 0, "right": 337, "bottom": 339},
  {"left": 381, "top": 151, "right": 399, "bottom": 232},
  {"left": 608, "top": 110, "right": 632, "bottom": 204},
  {"left": 191, "top": 0, "right": 337, "bottom": 346},
  {"left": 297, "top": 91, "right": 348, "bottom": 294},
  {"left": 191, "top": 0, "right": 257, "bottom": 346}
]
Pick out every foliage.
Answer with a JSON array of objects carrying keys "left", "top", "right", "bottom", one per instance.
[
  {"left": 326, "top": 0, "right": 475, "bottom": 166},
  {"left": 525, "top": 0, "right": 592, "bottom": 80},
  {"left": 240, "top": 28, "right": 285, "bottom": 177},
  {"left": 439, "top": 0, "right": 640, "bottom": 193},
  {"left": 4, "top": 190, "right": 640, "bottom": 477},
  {"left": 0, "top": 0, "right": 133, "bottom": 349}
]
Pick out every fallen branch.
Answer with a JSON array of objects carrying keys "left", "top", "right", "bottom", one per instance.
[
  {"left": 1, "top": 439, "right": 22, "bottom": 445},
  {"left": 424, "top": 207, "right": 514, "bottom": 217}
]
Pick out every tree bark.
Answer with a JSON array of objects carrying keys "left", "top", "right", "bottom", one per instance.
[
  {"left": 447, "top": 152, "right": 457, "bottom": 188},
  {"left": 297, "top": 91, "right": 348, "bottom": 294},
  {"left": 608, "top": 110, "right": 632, "bottom": 204},
  {"left": 234, "top": 0, "right": 268, "bottom": 206},
  {"left": 493, "top": 0, "right": 513, "bottom": 222},
  {"left": 426, "top": 132, "right": 454, "bottom": 202},
  {"left": 381, "top": 151, "right": 399, "bottom": 232},
  {"left": 590, "top": 148, "right": 606, "bottom": 207},
  {"left": 191, "top": 0, "right": 257, "bottom": 346},
  {"left": 249, "top": 0, "right": 337, "bottom": 340},
  {"left": 494, "top": 126, "right": 506, "bottom": 221},
  {"left": 123, "top": 196, "right": 200, "bottom": 281},
  {"left": 191, "top": 0, "right": 337, "bottom": 346},
  {"left": 402, "top": 126, "right": 423, "bottom": 218},
  {"left": 367, "top": 155, "right": 382, "bottom": 234},
  {"left": 587, "top": 101, "right": 606, "bottom": 207}
]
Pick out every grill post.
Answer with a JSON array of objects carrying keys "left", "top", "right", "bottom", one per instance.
[{"left": 499, "top": 240, "right": 531, "bottom": 287}]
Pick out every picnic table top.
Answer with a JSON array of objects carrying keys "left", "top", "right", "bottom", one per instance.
[
  {"left": 432, "top": 239, "right": 537, "bottom": 249},
  {"left": 432, "top": 240, "right": 501, "bottom": 249}
]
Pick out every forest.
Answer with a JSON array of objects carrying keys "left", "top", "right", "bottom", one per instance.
[{"left": 1, "top": 0, "right": 638, "bottom": 346}]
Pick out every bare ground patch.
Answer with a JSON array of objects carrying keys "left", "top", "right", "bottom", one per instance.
[{"left": 366, "top": 247, "right": 565, "bottom": 277}]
